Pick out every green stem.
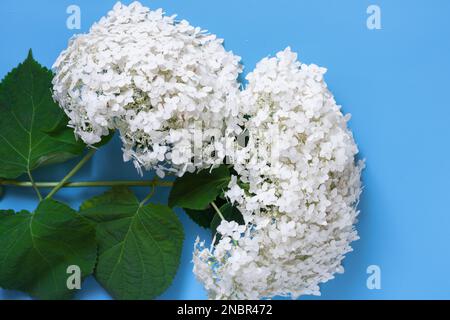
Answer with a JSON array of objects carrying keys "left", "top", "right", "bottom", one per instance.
[
  {"left": 27, "top": 169, "right": 42, "bottom": 201},
  {"left": 0, "top": 180, "right": 174, "bottom": 188},
  {"left": 211, "top": 201, "right": 225, "bottom": 220},
  {"left": 139, "top": 185, "right": 156, "bottom": 207},
  {"left": 45, "top": 149, "right": 96, "bottom": 199}
]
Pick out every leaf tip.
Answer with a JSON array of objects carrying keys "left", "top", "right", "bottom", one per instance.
[{"left": 27, "top": 49, "right": 34, "bottom": 60}]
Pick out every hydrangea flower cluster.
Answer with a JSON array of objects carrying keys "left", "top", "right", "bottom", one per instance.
[
  {"left": 52, "top": 1, "right": 242, "bottom": 177},
  {"left": 193, "top": 48, "right": 364, "bottom": 299},
  {"left": 51, "top": 0, "right": 363, "bottom": 299}
]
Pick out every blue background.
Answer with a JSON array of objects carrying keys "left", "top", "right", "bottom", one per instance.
[{"left": 1, "top": 0, "right": 449, "bottom": 300}]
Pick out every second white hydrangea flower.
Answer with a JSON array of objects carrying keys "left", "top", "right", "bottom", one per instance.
[{"left": 193, "top": 48, "right": 364, "bottom": 300}]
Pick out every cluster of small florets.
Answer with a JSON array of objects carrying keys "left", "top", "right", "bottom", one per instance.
[
  {"left": 193, "top": 48, "right": 364, "bottom": 299},
  {"left": 52, "top": 0, "right": 363, "bottom": 299},
  {"left": 52, "top": 1, "right": 242, "bottom": 177}
]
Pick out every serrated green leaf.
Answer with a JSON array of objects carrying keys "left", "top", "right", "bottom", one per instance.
[
  {"left": 168, "top": 166, "right": 231, "bottom": 210},
  {"left": 80, "top": 187, "right": 184, "bottom": 300},
  {"left": 0, "top": 50, "right": 85, "bottom": 179},
  {"left": 0, "top": 209, "right": 15, "bottom": 217},
  {"left": 79, "top": 186, "right": 137, "bottom": 211},
  {"left": 210, "top": 203, "right": 245, "bottom": 239},
  {"left": 0, "top": 199, "right": 97, "bottom": 300}
]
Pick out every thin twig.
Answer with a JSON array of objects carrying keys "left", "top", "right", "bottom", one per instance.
[
  {"left": 139, "top": 184, "right": 156, "bottom": 207},
  {"left": 0, "top": 180, "right": 174, "bottom": 188},
  {"left": 211, "top": 201, "right": 225, "bottom": 220},
  {"left": 45, "top": 149, "right": 96, "bottom": 199}
]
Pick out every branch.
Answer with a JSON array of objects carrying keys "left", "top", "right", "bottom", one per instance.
[{"left": 0, "top": 180, "right": 173, "bottom": 188}]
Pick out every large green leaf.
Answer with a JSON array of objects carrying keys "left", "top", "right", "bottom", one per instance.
[
  {"left": 0, "top": 199, "right": 97, "bottom": 300},
  {"left": 168, "top": 166, "right": 231, "bottom": 210},
  {"left": 80, "top": 187, "right": 184, "bottom": 300},
  {"left": 0, "top": 50, "right": 85, "bottom": 179}
]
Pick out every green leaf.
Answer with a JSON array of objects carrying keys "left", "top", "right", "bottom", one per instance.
[
  {"left": 184, "top": 207, "right": 216, "bottom": 229},
  {"left": 0, "top": 199, "right": 97, "bottom": 300},
  {"left": 210, "top": 203, "right": 245, "bottom": 238},
  {"left": 0, "top": 50, "right": 85, "bottom": 179},
  {"left": 0, "top": 209, "right": 16, "bottom": 217},
  {"left": 47, "top": 119, "right": 115, "bottom": 149},
  {"left": 168, "top": 166, "right": 231, "bottom": 210},
  {"left": 183, "top": 198, "right": 228, "bottom": 229},
  {"left": 80, "top": 187, "right": 184, "bottom": 300}
]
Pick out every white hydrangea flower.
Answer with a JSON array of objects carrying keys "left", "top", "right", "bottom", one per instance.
[
  {"left": 193, "top": 48, "right": 364, "bottom": 300},
  {"left": 52, "top": 1, "right": 242, "bottom": 177}
]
